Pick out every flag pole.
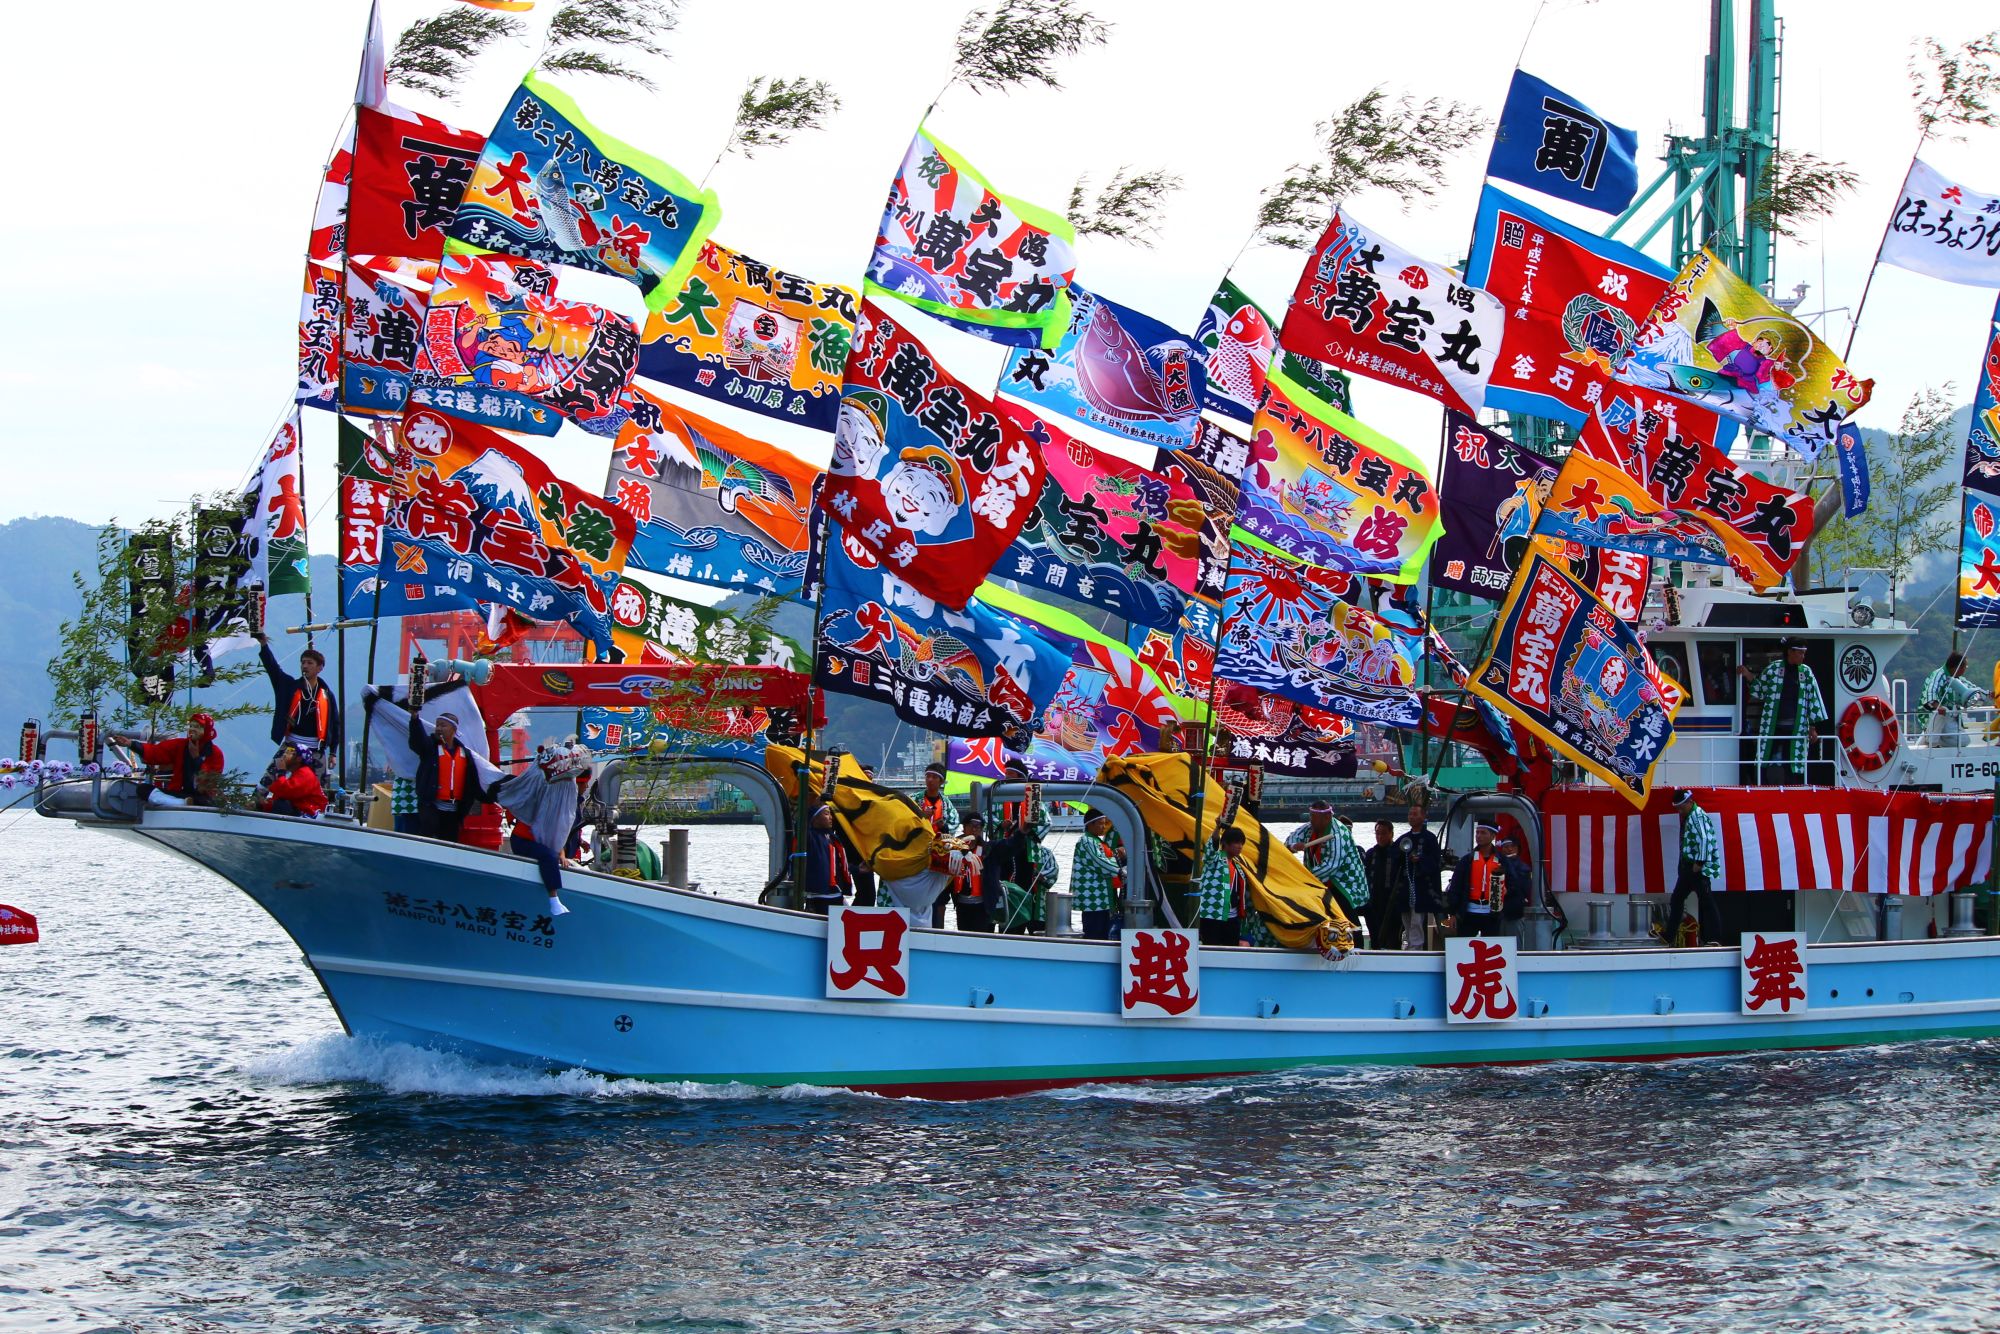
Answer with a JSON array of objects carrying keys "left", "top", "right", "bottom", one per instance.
[
  {"left": 791, "top": 513, "right": 832, "bottom": 907},
  {"left": 1842, "top": 136, "right": 1927, "bottom": 363}
]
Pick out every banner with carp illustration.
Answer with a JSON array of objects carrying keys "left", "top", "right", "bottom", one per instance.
[
  {"left": 1279, "top": 208, "right": 1506, "bottom": 414},
  {"left": 1194, "top": 277, "right": 1351, "bottom": 424},
  {"left": 448, "top": 74, "right": 719, "bottom": 308},
  {"left": 865, "top": 127, "right": 1077, "bottom": 348},
  {"left": 1954, "top": 295, "right": 2000, "bottom": 627},
  {"left": 603, "top": 385, "right": 817, "bottom": 596},
  {"left": 372, "top": 409, "right": 634, "bottom": 653},
  {"left": 822, "top": 300, "right": 1047, "bottom": 609},
  {"left": 997, "top": 285, "right": 1206, "bottom": 450},
  {"left": 1238, "top": 368, "right": 1442, "bottom": 582},
  {"left": 996, "top": 406, "right": 1201, "bottom": 629},
  {"left": 1214, "top": 541, "right": 1423, "bottom": 728},
  {"left": 1125, "top": 600, "right": 1219, "bottom": 702},
  {"left": 813, "top": 535, "right": 1068, "bottom": 740},
  {"left": 1614, "top": 247, "right": 1872, "bottom": 460},
  {"left": 638, "top": 240, "right": 858, "bottom": 433},
  {"left": 1469, "top": 552, "right": 1684, "bottom": 806}
]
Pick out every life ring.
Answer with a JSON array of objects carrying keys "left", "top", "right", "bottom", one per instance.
[{"left": 1838, "top": 695, "right": 1899, "bottom": 773}]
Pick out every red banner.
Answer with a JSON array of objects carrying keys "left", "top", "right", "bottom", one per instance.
[
  {"left": 349, "top": 105, "right": 485, "bottom": 261},
  {"left": 0, "top": 903, "right": 38, "bottom": 945},
  {"left": 477, "top": 662, "right": 818, "bottom": 728}
]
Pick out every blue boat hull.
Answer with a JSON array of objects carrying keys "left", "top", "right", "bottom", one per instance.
[{"left": 123, "top": 811, "right": 2000, "bottom": 1097}]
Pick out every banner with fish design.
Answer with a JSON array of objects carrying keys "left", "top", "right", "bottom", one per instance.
[
  {"left": 865, "top": 127, "right": 1077, "bottom": 349},
  {"left": 1279, "top": 208, "right": 1506, "bottom": 414},
  {"left": 1125, "top": 599, "right": 1220, "bottom": 702},
  {"left": 1238, "top": 368, "right": 1442, "bottom": 582},
  {"left": 638, "top": 240, "right": 859, "bottom": 433},
  {"left": 348, "top": 104, "right": 484, "bottom": 262},
  {"left": 603, "top": 385, "right": 816, "bottom": 596},
  {"left": 1468, "top": 552, "right": 1684, "bottom": 807},
  {"left": 976, "top": 583, "right": 1192, "bottom": 776},
  {"left": 996, "top": 406, "right": 1201, "bottom": 630},
  {"left": 1534, "top": 401, "right": 1813, "bottom": 591},
  {"left": 1881, "top": 160, "right": 2000, "bottom": 289},
  {"left": 1614, "top": 247, "right": 1873, "bottom": 461},
  {"left": 997, "top": 284, "right": 1205, "bottom": 450},
  {"left": 1486, "top": 70, "right": 1640, "bottom": 215},
  {"left": 372, "top": 409, "right": 634, "bottom": 653},
  {"left": 1954, "top": 295, "right": 2000, "bottom": 627},
  {"left": 1213, "top": 683, "right": 1358, "bottom": 779},
  {"left": 821, "top": 300, "right": 1047, "bottom": 609},
  {"left": 1464, "top": 187, "right": 1731, "bottom": 455},
  {"left": 813, "top": 534, "right": 1068, "bottom": 739},
  {"left": 448, "top": 73, "right": 720, "bottom": 309},
  {"left": 341, "top": 254, "right": 435, "bottom": 417},
  {"left": 1214, "top": 540, "right": 1423, "bottom": 728},
  {"left": 605, "top": 575, "right": 806, "bottom": 671},
  {"left": 1194, "top": 277, "right": 1351, "bottom": 424},
  {"left": 404, "top": 245, "right": 636, "bottom": 436}
]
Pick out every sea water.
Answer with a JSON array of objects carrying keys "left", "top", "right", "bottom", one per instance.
[{"left": 3, "top": 813, "right": 1999, "bottom": 1332}]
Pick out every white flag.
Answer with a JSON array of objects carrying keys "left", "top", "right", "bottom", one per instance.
[
  {"left": 1879, "top": 159, "right": 2000, "bottom": 289},
  {"left": 354, "top": 0, "right": 388, "bottom": 109}
]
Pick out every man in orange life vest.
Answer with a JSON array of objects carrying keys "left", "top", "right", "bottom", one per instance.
[
  {"left": 913, "top": 762, "right": 960, "bottom": 927},
  {"left": 1447, "top": 824, "right": 1523, "bottom": 938},
  {"left": 408, "top": 709, "right": 480, "bottom": 842},
  {"left": 255, "top": 632, "right": 341, "bottom": 784}
]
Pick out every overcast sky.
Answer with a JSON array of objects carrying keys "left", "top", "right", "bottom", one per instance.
[{"left": 6, "top": 0, "right": 1998, "bottom": 546}]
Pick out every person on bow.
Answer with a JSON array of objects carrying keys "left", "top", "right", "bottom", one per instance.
[
  {"left": 1287, "top": 802, "right": 1371, "bottom": 935},
  {"left": 802, "top": 804, "right": 852, "bottom": 916},
  {"left": 112, "top": 712, "right": 224, "bottom": 809},
  {"left": 1918, "top": 651, "right": 1985, "bottom": 749},
  {"left": 1447, "top": 824, "right": 1515, "bottom": 938},
  {"left": 1659, "top": 788, "right": 1722, "bottom": 946},
  {"left": 1362, "top": 819, "right": 1409, "bottom": 950},
  {"left": 407, "top": 709, "right": 481, "bottom": 843},
  {"left": 259, "top": 742, "right": 327, "bottom": 819},
  {"left": 913, "top": 762, "right": 961, "bottom": 927},
  {"left": 1740, "top": 639, "right": 1825, "bottom": 784},
  {"left": 994, "top": 760, "right": 1056, "bottom": 934},
  {"left": 1396, "top": 803, "right": 1447, "bottom": 948},
  {"left": 254, "top": 632, "right": 340, "bottom": 785},
  {"left": 1072, "top": 808, "right": 1124, "bottom": 940},
  {"left": 1195, "top": 825, "right": 1252, "bottom": 946}
]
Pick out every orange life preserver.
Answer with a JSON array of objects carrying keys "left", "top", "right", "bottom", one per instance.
[{"left": 1838, "top": 695, "right": 1899, "bottom": 773}]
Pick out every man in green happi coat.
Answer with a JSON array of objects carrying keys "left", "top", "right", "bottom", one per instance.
[{"left": 1740, "top": 639, "right": 1826, "bottom": 783}]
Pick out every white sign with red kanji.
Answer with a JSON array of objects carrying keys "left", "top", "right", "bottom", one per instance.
[
  {"left": 824, "top": 905, "right": 911, "bottom": 1001},
  {"left": 1444, "top": 936, "right": 1520, "bottom": 1023},
  {"left": 1740, "top": 931, "right": 1808, "bottom": 1016},
  {"left": 1119, "top": 928, "right": 1201, "bottom": 1019}
]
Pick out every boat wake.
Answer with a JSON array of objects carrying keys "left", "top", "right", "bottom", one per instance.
[{"left": 242, "top": 1034, "right": 869, "bottom": 1102}]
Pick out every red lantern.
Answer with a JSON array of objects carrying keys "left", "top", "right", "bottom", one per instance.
[
  {"left": 78, "top": 710, "right": 99, "bottom": 763},
  {"left": 19, "top": 719, "right": 38, "bottom": 764}
]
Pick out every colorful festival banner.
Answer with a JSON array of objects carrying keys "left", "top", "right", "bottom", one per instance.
[
  {"left": 297, "top": 129, "right": 355, "bottom": 412},
  {"left": 1535, "top": 402, "right": 1814, "bottom": 590},
  {"left": 1614, "top": 248, "right": 1873, "bottom": 460},
  {"left": 1486, "top": 70, "right": 1640, "bottom": 215},
  {"left": 603, "top": 385, "right": 817, "bottom": 595},
  {"left": 1469, "top": 552, "right": 1684, "bottom": 806},
  {"left": 339, "top": 416, "right": 394, "bottom": 614},
  {"left": 638, "top": 239, "right": 858, "bottom": 434},
  {"left": 1214, "top": 682, "right": 1358, "bottom": 778},
  {"left": 405, "top": 245, "right": 637, "bottom": 436},
  {"left": 1881, "top": 160, "right": 2000, "bottom": 289},
  {"left": 348, "top": 104, "right": 484, "bottom": 262},
  {"left": 1125, "top": 599, "right": 1220, "bottom": 702},
  {"left": 996, "top": 405, "right": 1201, "bottom": 629},
  {"left": 448, "top": 73, "right": 720, "bottom": 309},
  {"left": 998, "top": 284, "right": 1206, "bottom": 450},
  {"left": 578, "top": 708, "right": 771, "bottom": 764},
  {"left": 1215, "top": 541, "right": 1423, "bottom": 728},
  {"left": 373, "top": 409, "right": 635, "bottom": 653},
  {"left": 977, "top": 582, "right": 1190, "bottom": 776},
  {"left": 341, "top": 254, "right": 435, "bottom": 417},
  {"left": 865, "top": 127, "right": 1077, "bottom": 349},
  {"left": 202, "top": 412, "right": 313, "bottom": 658},
  {"left": 1279, "top": 208, "right": 1506, "bottom": 413},
  {"left": 1193, "top": 277, "right": 1351, "bottom": 425},
  {"left": 1238, "top": 368, "right": 1442, "bottom": 582},
  {"left": 605, "top": 575, "right": 806, "bottom": 671},
  {"left": 1836, "top": 422, "right": 1871, "bottom": 520},
  {"left": 822, "top": 300, "right": 1048, "bottom": 609},
  {"left": 1954, "top": 296, "right": 2000, "bottom": 627},
  {"left": 813, "top": 534, "right": 1069, "bottom": 739},
  {"left": 1158, "top": 419, "right": 1251, "bottom": 604}
]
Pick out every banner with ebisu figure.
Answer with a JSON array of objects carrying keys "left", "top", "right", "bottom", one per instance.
[
  {"left": 1469, "top": 552, "right": 1685, "bottom": 807},
  {"left": 448, "top": 73, "right": 720, "bottom": 310},
  {"left": 1214, "top": 539, "right": 1424, "bottom": 729},
  {"left": 998, "top": 284, "right": 1207, "bottom": 450},
  {"left": 1237, "top": 367, "right": 1443, "bottom": 582},
  {"left": 638, "top": 239, "right": 859, "bottom": 433},
  {"left": 603, "top": 384, "right": 817, "bottom": 596},
  {"left": 373, "top": 408, "right": 635, "bottom": 654},
  {"left": 1954, "top": 295, "right": 2000, "bottom": 627},
  {"left": 1881, "top": 160, "right": 2000, "bottom": 289},
  {"left": 1614, "top": 248, "right": 1873, "bottom": 461},
  {"left": 1278, "top": 207, "right": 1506, "bottom": 414},
  {"left": 998, "top": 404, "right": 1202, "bottom": 630},
  {"left": 865, "top": 127, "right": 1078, "bottom": 349},
  {"left": 821, "top": 299, "right": 1048, "bottom": 609}
]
